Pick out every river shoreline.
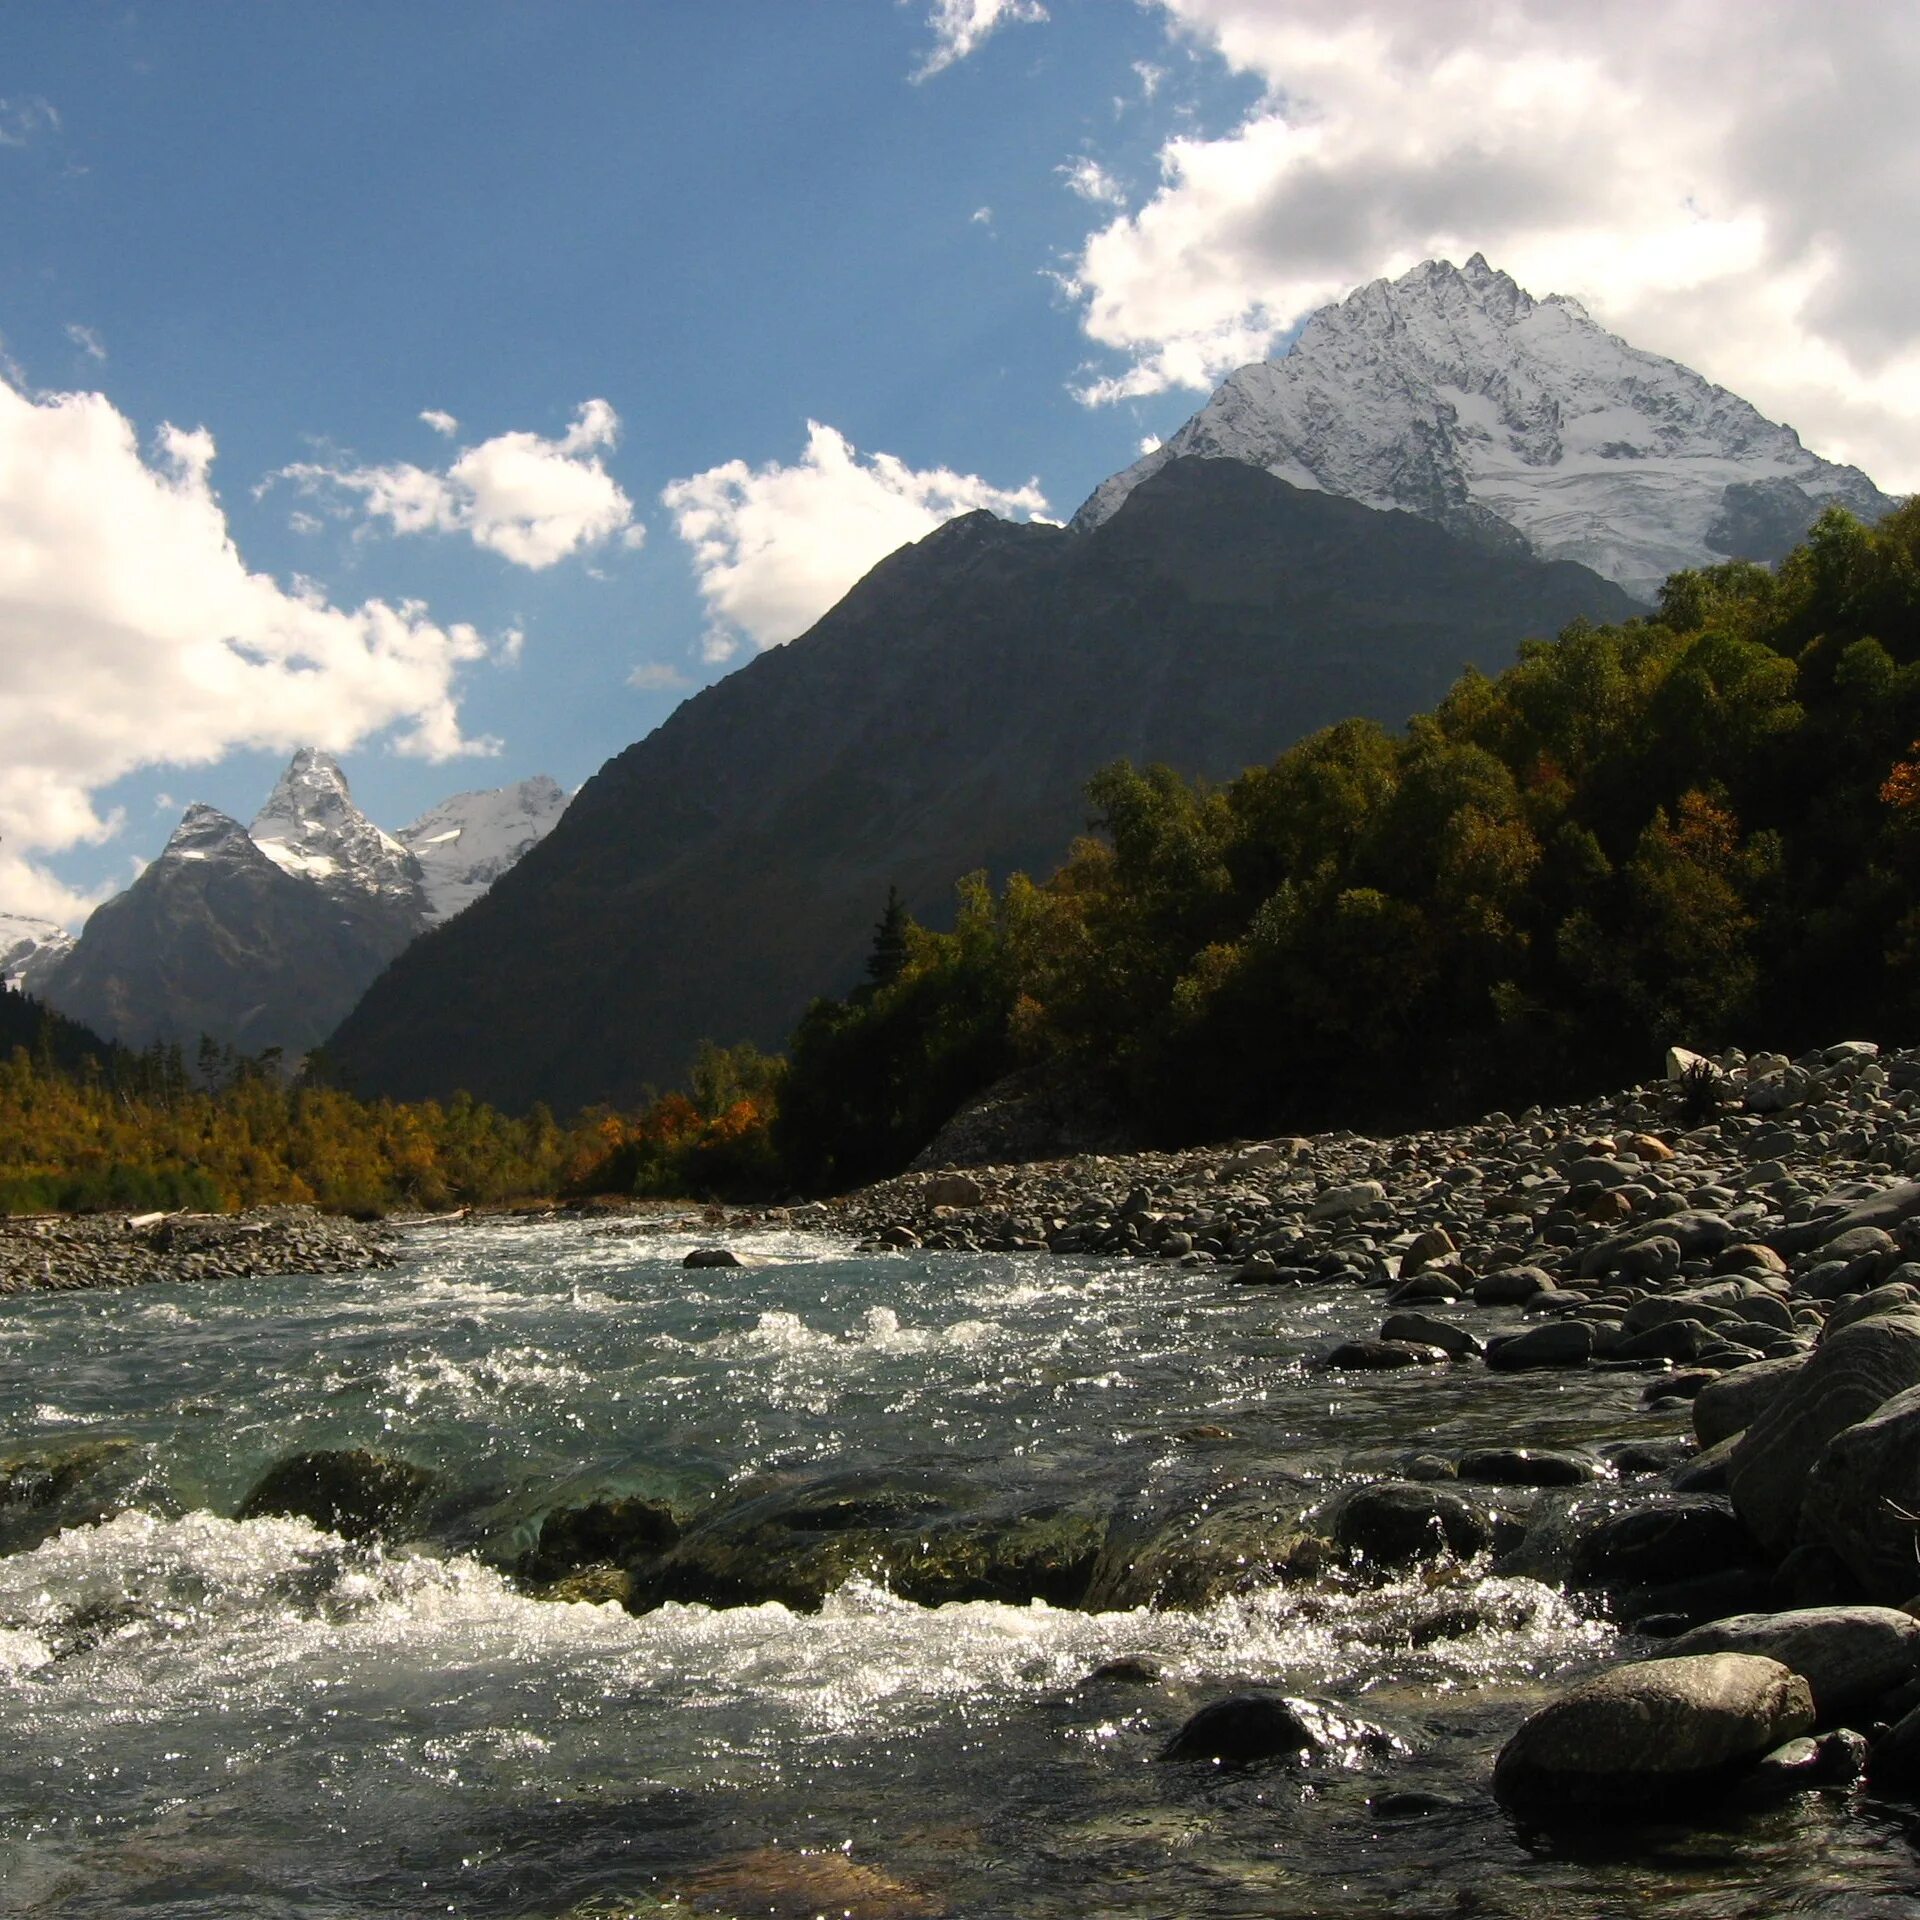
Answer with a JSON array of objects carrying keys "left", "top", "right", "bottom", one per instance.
[{"left": 0, "top": 1204, "right": 398, "bottom": 1293}]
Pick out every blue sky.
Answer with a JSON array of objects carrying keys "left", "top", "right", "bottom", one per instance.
[{"left": 2, "top": 1, "right": 1916, "bottom": 923}]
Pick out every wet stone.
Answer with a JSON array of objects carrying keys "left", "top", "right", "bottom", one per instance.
[
  {"left": 1456, "top": 1448, "right": 1597, "bottom": 1488},
  {"left": 1328, "top": 1479, "right": 1492, "bottom": 1570},
  {"left": 235, "top": 1449, "right": 441, "bottom": 1544},
  {"left": 1485, "top": 1320, "right": 1595, "bottom": 1371},
  {"left": 1160, "top": 1692, "right": 1399, "bottom": 1768},
  {"left": 1322, "top": 1339, "right": 1448, "bottom": 1371},
  {"left": 1493, "top": 1653, "right": 1815, "bottom": 1818}
]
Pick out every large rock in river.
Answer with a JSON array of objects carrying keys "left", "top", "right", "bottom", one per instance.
[
  {"left": 1161, "top": 1692, "right": 1400, "bottom": 1767},
  {"left": 1726, "top": 1310, "right": 1920, "bottom": 1556},
  {"left": 630, "top": 1466, "right": 1107, "bottom": 1612},
  {"left": 1691, "top": 1355, "right": 1805, "bottom": 1449},
  {"left": 1493, "top": 1653, "right": 1814, "bottom": 1817},
  {"left": 1653, "top": 1606, "right": 1920, "bottom": 1722},
  {"left": 235, "top": 1449, "right": 441, "bottom": 1543},
  {"left": 1802, "top": 1383, "right": 1920, "bottom": 1603},
  {"left": 1084, "top": 1483, "right": 1327, "bottom": 1611},
  {"left": 1327, "top": 1480, "right": 1492, "bottom": 1570}
]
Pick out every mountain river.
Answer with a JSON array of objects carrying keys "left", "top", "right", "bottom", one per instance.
[{"left": 3, "top": 1218, "right": 1918, "bottom": 1916}]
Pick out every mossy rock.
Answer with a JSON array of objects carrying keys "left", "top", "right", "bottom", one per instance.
[
  {"left": 1084, "top": 1487, "right": 1328, "bottom": 1611},
  {"left": 0, "top": 1438, "right": 151, "bottom": 1556},
  {"left": 629, "top": 1466, "right": 1106, "bottom": 1613},
  {"left": 519, "top": 1496, "right": 681, "bottom": 1585}
]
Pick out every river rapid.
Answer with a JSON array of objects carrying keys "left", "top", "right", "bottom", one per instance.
[{"left": 3, "top": 1218, "right": 1918, "bottom": 1918}]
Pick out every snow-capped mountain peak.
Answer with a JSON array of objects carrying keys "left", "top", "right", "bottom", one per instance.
[
  {"left": 398, "top": 774, "right": 569, "bottom": 922},
  {"left": 1074, "top": 254, "right": 1898, "bottom": 599},
  {"left": 0, "top": 912, "right": 75, "bottom": 994},
  {"left": 249, "top": 748, "right": 425, "bottom": 908}
]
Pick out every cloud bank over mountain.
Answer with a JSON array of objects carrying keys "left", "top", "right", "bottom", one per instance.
[
  {"left": 662, "top": 421, "right": 1050, "bottom": 661},
  {"left": 1063, "top": 0, "right": 1920, "bottom": 490}
]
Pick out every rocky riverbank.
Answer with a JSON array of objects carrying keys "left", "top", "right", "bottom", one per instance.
[
  {"left": 0, "top": 1205, "right": 398, "bottom": 1294},
  {"left": 731, "top": 1038, "right": 1920, "bottom": 1818}
]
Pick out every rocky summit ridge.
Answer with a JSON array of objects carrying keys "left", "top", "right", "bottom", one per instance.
[
  {"left": 397, "top": 774, "right": 570, "bottom": 924},
  {"left": 1075, "top": 255, "right": 1898, "bottom": 600}
]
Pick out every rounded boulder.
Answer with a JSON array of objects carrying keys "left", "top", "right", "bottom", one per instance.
[{"left": 1493, "top": 1653, "right": 1814, "bottom": 1817}]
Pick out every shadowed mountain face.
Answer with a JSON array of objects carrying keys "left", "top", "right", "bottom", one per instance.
[
  {"left": 325, "top": 458, "right": 1638, "bottom": 1112},
  {"left": 42, "top": 806, "right": 421, "bottom": 1056}
]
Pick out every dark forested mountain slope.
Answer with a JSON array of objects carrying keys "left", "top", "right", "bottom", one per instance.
[{"left": 326, "top": 457, "right": 1635, "bottom": 1110}]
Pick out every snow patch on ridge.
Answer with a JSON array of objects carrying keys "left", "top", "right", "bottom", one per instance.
[{"left": 249, "top": 749, "right": 425, "bottom": 909}]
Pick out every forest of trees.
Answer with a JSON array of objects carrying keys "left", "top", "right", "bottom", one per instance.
[
  {"left": 5, "top": 500, "right": 1918, "bottom": 1214},
  {"left": 0, "top": 1022, "right": 784, "bottom": 1215},
  {"left": 775, "top": 500, "right": 1920, "bottom": 1184}
]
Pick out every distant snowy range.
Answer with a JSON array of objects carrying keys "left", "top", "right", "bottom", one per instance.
[
  {"left": 9, "top": 751, "right": 567, "bottom": 1057},
  {"left": 1077, "top": 255, "right": 1895, "bottom": 599}
]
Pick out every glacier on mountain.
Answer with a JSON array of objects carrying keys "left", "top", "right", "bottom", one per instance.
[
  {"left": 399, "top": 775, "right": 569, "bottom": 923},
  {"left": 1075, "top": 255, "right": 1899, "bottom": 600}
]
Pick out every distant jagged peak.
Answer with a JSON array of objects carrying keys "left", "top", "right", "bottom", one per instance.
[
  {"left": 0, "top": 911, "right": 75, "bottom": 993},
  {"left": 1074, "top": 254, "right": 1898, "bottom": 599},
  {"left": 250, "top": 746, "right": 424, "bottom": 906}
]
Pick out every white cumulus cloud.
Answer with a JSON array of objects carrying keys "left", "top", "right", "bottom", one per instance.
[
  {"left": 0, "top": 373, "right": 496, "bottom": 925},
  {"left": 1067, "top": 0, "right": 1920, "bottom": 489},
  {"left": 910, "top": 0, "right": 1048, "bottom": 81},
  {"left": 282, "top": 399, "right": 641, "bottom": 569},
  {"left": 64, "top": 323, "right": 105, "bottom": 362},
  {"left": 662, "top": 421, "right": 1050, "bottom": 656},
  {"left": 419, "top": 408, "right": 459, "bottom": 436}
]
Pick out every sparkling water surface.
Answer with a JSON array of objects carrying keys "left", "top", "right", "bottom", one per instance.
[{"left": 3, "top": 1218, "right": 1917, "bottom": 1917}]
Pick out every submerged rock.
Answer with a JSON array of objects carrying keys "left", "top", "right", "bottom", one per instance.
[
  {"left": 1492, "top": 1652, "right": 1815, "bottom": 1817},
  {"left": 1084, "top": 1486, "right": 1327, "bottom": 1612},
  {"left": 234, "top": 1449, "right": 440, "bottom": 1543},
  {"left": 630, "top": 1466, "right": 1107, "bottom": 1613},
  {"left": 0, "top": 1439, "right": 154, "bottom": 1557},
  {"left": 1160, "top": 1691, "right": 1398, "bottom": 1767},
  {"left": 519, "top": 1495, "right": 681, "bottom": 1585}
]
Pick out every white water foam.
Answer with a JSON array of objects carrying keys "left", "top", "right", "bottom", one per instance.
[{"left": 0, "top": 1509, "right": 1611, "bottom": 1787}]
